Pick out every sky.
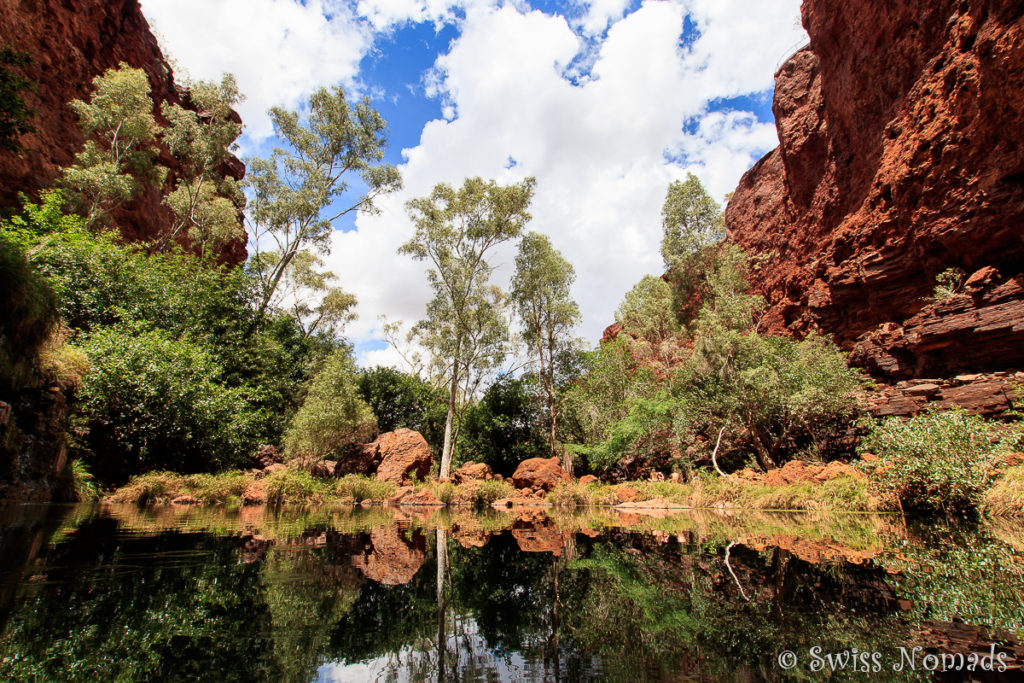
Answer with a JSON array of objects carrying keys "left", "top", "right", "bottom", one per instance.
[{"left": 139, "top": 0, "right": 807, "bottom": 369}]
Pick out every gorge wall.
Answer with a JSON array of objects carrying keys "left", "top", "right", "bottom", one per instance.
[
  {"left": 726, "top": 0, "right": 1024, "bottom": 416},
  {"left": 0, "top": 0, "right": 246, "bottom": 264}
]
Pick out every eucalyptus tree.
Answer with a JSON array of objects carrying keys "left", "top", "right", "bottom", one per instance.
[
  {"left": 160, "top": 74, "right": 245, "bottom": 255},
  {"left": 246, "top": 86, "right": 401, "bottom": 323},
  {"left": 61, "top": 64, "right": 166, "bottom": 229},
  {"left": 250, "top": 249, "right": 357, "bottom": 339},
  {"left": 399, "top": 176, "right": 536, "bottom": 477},
  {"left": 659, "top": 173, "right": 725, "bottom": 325},
  {"left": 510, "top": 231, "right": 580, "bottom": 459}
]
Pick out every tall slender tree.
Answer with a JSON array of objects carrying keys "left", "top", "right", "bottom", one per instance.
[
  {"left": 399, "top": 176, "right": 536, "bottom": 477},
  {"left": 246, "top": 86, "right": 401, "bottom": 325},
  {"left": 510, "top": 232, "right": 580, "bottom": 460}
]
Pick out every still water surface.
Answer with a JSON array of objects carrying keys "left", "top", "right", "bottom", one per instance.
[{"left": 0, "top": 503, "right": 1022, "bottom": 681}]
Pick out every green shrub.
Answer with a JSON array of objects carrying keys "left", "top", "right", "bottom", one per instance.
[
  {"left": 284, "top": 347, "right": 377, "bottom": 459},
  {"left": 357, "top": 366, "right": 447, "bottom": 451},
  {"left": 860, "top": 409, "right": 1000, "bottom": 515},
  {"left": 334, "top": 474, "right": 395, "bottom": 503},
  {"left": 0, "top": 233, "right": 57, "bottom": 367},
  {"left": 263, "top": 469, "right": 332, "bottom": 505},
  {"left": 458, "top": 374, "right": 547, "bottom": 476},
  {"left": 79, "top": 324, "right": 260, "bottom": 482},
  {"left": 70, "top": 460, "right": 98, "bottom": 501}
]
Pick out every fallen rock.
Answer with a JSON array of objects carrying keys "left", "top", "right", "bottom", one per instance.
[
  {"left": 579, "top": 474, "right": 599, "bottom": 485},
  {"left": 242, "top": 483, "right": 267, "bottom": 505},
  {"left": 310, "top": 459, "right": 337, "bottom": 478},
  {"left": 399, "top": 488, "right": 444, "bottom": 507},
  {"left": 337, "top": 442, "right": 382, "bottom": 476},
  {"left": 388, "top": 486, "right": 414, "bottom": 505},
  {"left": 453, "top": 461, "right": 493, "bottom": 483},
  {"left": 374, "top": 429, "right": 434, "bottom": 484},
  {"left": 254, "top": 445, "right": 283, "bottom": 469},
  {"left": 262, "top": 463, "right": 287, "bottom": 475},
  {"left": 512, "top": 457, "right": 570, "bottom": 491}
]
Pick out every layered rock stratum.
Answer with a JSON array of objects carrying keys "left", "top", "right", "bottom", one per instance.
[{"left": 726, "top": 0, "right": 1024, "bottom": 416}]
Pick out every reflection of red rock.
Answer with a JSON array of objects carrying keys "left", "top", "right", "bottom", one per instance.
[
  {"left": 0, "top": 0, "right": 246, "bottom": 264},
  {"left": 374, "top": 429, "right": 433, "bottom": 484},
  {"left": 511, "top": 512, "right": 570, "bottom": 556},
  {"left": 725, "top": 0, "right": 1024, "bottom": 406},
  {"left": 350, "top": 526, "right": 426, "bottom": 586},
  {"left": 512, "top": 457, "right": 570, "bottom": 491}
]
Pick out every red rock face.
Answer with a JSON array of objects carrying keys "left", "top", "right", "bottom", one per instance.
[
  {"left": 0, "top": 0, "right": 246, "bottom": 264},
  {"left": 726, "top": 0, "right": 1024, "bottom": 399}
]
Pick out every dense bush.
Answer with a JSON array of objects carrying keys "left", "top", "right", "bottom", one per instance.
[
  {"left": 458, "top": 374, "right": 547, "bottom": 476},
  {"left": 357, "top": 366, "right": 447, "bottom": 451},
  {"left": 565, "top": 246, "right": 862, "bottom": 478},
  {"left": 0, "top": 233, "right": 57, "bottom": 367},
  {"left": 7, "top": 192, "right": 336, "bottom": 450},
  {"left": 284, "top": 347, "right": 377, "bottom": 460},
  {"left": 79, "top": 324, "right": 260, "bottom": 482},
  {"left": 860, "top": 409, "right": 1004, "bottom": 515}
]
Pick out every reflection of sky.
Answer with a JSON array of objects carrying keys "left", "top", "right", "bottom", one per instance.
[{"left": 315, "top": 616, "right": 597, "bottom": 682}]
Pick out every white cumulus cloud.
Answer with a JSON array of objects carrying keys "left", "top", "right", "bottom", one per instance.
[
  {"left": 330, "top": 0, "right": 805, "bottom": 363},
  {"left": 140, "top": 0, "right": 372, "bottom": 143}
]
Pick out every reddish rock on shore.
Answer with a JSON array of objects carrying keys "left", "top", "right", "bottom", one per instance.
[
  {"left": 512, "top": 457, "right": 571, "bottom": 492},
  {"left": 373, "top": 429, "right": 433, "bottom": 484}
]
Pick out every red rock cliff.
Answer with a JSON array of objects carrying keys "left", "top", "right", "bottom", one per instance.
[
  {"left": 726, "top": 0, "right": 1024, "bottom": 412},
  {"left": 0, "top": 0, "right": 246, "bottom": 264}
]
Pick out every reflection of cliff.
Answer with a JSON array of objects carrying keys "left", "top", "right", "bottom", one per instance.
[
  {"left": 726, "top": 0, "right": 1024, "bottom": 415},
  {"left": 0, "top": 0, "right": 246, "bottom": 263}
]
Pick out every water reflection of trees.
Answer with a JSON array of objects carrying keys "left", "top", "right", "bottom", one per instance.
[{"left": 0, "top": 509, "right": 1022, "bottom": 681}]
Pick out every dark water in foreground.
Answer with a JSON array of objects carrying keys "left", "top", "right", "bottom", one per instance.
[{"left": 0, "top": 504, "right": 1023, "bottom": 682}]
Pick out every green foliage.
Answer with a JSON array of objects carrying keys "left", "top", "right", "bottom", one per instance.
[
  {"left": 284, "top": 347, "right": 376, "bottom": 459},
  {"left": 250, "top": 249, "right": 357, "bottom": 339},
  {"left": 673, "top": 329, "right": 861, "bottom": 472},
  {"left": 69, "top": 460, "right": 98, "bottom": 501},
  {"left": 356, "top": 366, "right": 447, "bottom": 452},
  {"left": 334, "top": 474, "right": 396, "bottom": 503},
  {"left": 160, "top": 74, "right": 245, "bottom": 253},
  {"left": 61, "top": 64, "right": 166, "bottom": 229},
  {"left": 0, "top": 47, "right": 36, "bottom": 152},
  {"left": 459, "top": 375, "right": 547, "bottom": 476},
  {"left": 561, "top": 337, "right": 659, "bottom": 458},
  {"left": 660, "top": 173, "right": 724, "bottom": 270},
  {"left": 932, "top": 267, "right": 966, "bottom": 301},
  {"left": 568, "top": 248, "right": 860, "bottom": 477},
  {"left": 659, "top": 174, "right": 725, "bottom": 325},
  {"left": 510, "top": 231, "right": 580, "bottom": 457},
  {"left": 247, "top": 85, "right": 401, "bottom": 321},
  {"left": 860, "top": 409, "right": 1002, "bottom": 515},
  {"left": 0, "top": 229, "right": 57, "bottom": 366},
  {"left": 615, "top": 275, "right": 677, "bottom": 341},
  {"left": 79, "top": 324, "right": 260, "bottom": 482},
  {"left": 400, "top": 176, "right": 536, "bottom": 475}
]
